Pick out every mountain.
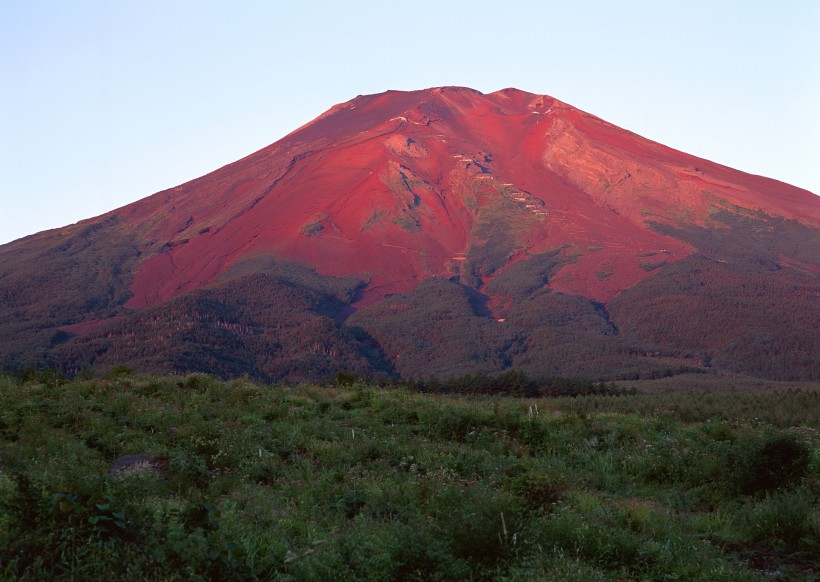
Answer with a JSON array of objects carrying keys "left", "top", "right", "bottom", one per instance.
[{"left": 2, "top": 86, "right": 818, "bottom": 382}]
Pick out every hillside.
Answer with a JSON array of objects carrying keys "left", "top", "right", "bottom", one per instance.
[{"left": 1, "top": 87, "right": 818, "bottom": 381}]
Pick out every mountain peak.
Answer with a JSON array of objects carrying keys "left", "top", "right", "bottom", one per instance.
[{"left": 89, "top": 86, "right": 817, "bottom": 310}]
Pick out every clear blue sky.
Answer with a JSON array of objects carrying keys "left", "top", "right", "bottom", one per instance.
[{"left": 2, "top": 1, "right": 818, "bottom": 245}]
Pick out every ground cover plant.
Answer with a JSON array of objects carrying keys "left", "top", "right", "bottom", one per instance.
[{"left": 0, "top": 371, "right": 817, "bottom": 580}]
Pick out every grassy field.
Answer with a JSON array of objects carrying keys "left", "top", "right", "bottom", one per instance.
[{"left": 0, "top": 371, "right": 817, "bottom": 580}]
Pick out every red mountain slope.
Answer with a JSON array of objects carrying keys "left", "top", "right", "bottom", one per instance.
[
  {"left": 2, "top": 86, "right": 818, "bottom": 382},
  {"left": 105, "top": 87, "right": 817, "bottom": 309}
]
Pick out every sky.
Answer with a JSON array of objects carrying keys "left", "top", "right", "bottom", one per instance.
[{"left": 1, "top": 1, "right": 818, "bottom": 245}]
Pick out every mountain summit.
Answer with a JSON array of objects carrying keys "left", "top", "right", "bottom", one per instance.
[{"left": 2, "top": 87, "right": 818, "bottom": 381}]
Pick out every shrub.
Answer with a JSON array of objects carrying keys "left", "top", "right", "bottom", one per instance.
[
  {"left": 727, "top": 430, "right": 812, "bottom": 495},
  {"left": 335, "top": 370, "right": 357, "bottom": 387},
  {"left": 503, "top": 470, "right": 565, "bottom": 510},
  {"left": 734, "top": 491, "right": 819, "bottom": 551}
]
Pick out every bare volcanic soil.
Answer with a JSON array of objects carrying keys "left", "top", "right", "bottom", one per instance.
[{"left": 1, "top": 87, "right": 818, "bottom": 381}]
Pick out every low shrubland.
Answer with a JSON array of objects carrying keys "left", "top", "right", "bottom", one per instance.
[{"left": 0, "top": 371, "right": 817, "bottom": 580}]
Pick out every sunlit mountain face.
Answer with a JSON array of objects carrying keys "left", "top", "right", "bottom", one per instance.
[{"left": 2, "top": 87, "right": 818, "bottom": 382}]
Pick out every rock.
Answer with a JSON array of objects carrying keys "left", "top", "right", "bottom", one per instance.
[{"left": 109, "top": 454, "right": 168, "bottom": 479}]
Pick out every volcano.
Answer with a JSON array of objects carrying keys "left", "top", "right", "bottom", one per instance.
[{"left": 2, "top": 87, "right": 818, "bottom": 381}]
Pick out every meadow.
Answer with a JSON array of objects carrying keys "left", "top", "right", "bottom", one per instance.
[{"left": 0, "top": 370, "right": 817, "bottom": 580}]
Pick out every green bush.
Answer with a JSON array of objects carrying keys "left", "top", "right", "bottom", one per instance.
[
  {"left": 335, "top": 370, "right": 357, "bottom": 387},
  {"left": 735, "top": 491, "right": 819, "bottom": 551},
  {"left": 727, "top": 430, "right": 812, "bottom": 495}
]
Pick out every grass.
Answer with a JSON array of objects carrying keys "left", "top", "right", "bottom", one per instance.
[{"left": 0, "top": 372, "right": 817, "bottom": 580}]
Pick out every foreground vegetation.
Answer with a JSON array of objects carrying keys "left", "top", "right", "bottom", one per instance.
[{"left": 0, "top": 371, "right": 817, "bottom": 580}]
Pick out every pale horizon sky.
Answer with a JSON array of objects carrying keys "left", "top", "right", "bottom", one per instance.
[{"left": 2, "top": 1, "right": 818, "bottom": 245}]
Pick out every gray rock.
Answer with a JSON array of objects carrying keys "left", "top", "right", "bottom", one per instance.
[{"left": 109, "top": 454, "right": 167, "bottom": 479}]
